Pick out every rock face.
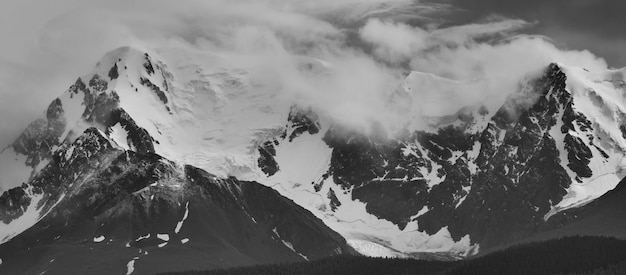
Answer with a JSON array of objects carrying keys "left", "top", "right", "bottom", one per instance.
[
  {"left": 257, "top": 106, "right": 321, "bottom": 177},
  {"left": 258, "top": 140, "right": 280, "bottom": 176},
  {"left": 258, "top": 63, "right": 626, "bottom": 255},
  {"left": 328, "top": 64, "right": 618, "bottom": 247}
]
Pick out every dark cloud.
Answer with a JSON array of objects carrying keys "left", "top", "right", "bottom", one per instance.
[{"left": 431, "top": 0, "right": 626, "bottom": 67}]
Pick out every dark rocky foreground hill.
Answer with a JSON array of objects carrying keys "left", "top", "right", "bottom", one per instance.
[{"left": 0, "top": 128, "right": 355, "bottom": 275}]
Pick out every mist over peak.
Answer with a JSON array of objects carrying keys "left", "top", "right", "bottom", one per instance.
[{"left": 0, "top": 0, "right": 620, "bottom": 143}]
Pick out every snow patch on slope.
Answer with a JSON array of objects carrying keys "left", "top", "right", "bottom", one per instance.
[
  {"left": 174, "top": 202, "right": 189, "bottom": 234},
  {"left": 109, "top": 123, "right": 130, "bottom": 151},
  {"left": 157, "top": 234, "right": 169, "bottom": 242},
  {"left": 272, "top": 227, "right": 309, "bottom": 260},
  {"left": 93, "top": 236, "right": 106, "bottom": 243},
  {"left": 126, "top": 257, "right": 138, "bottom": 275},
  {"left": 135, "top": 233, "right": 150, "bottom": 242}
]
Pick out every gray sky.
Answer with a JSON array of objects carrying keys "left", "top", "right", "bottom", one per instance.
[
  {"left": 434, "top": 0, "right": 626, "bottom": 68},
  {"left": 0, "top": 0, "right": 623, "bottom": 146}
]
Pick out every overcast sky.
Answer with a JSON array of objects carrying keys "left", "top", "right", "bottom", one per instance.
[
  {"left": 436, "top": 0, "right": 626, "bottom": 68},
  {"left": 0, "top": 0, "right": 623, "bottom": 146}
]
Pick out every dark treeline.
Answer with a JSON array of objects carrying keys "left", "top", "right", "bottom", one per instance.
[
  {"left": 158, "top": 256, "right": 450, "bottom": 275},
  {"left": 569, "top": 261, "right": 626, "bottom": 275},
  {"left": 446, "top": 236, "right": 626, "bottom": 275},
  {"left": 159, "top": 236, "right": 626, "bottom": 275}
]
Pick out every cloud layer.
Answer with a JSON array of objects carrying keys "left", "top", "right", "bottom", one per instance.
[{"left": 0, "top": 0, "right": 617, "bottom": 145}]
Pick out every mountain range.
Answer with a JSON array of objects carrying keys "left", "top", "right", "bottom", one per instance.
[{"left": 0, "top": 46, "right": 625, "bottom": 274}]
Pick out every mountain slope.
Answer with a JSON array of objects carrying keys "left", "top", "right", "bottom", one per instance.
[
  {"left": 0, "top": 47, "right": 356, "bottom": 274},
  {"left": 256, "top": 63, "right": 626, "bottom": 255},
  {"left": 0, "top": 127, "right": 354, "bottom": 274},
  {"left": 1, "top": 46, "right": 625, "bottom": 262},
  {"left": 513, "top": 174, "right": 626, "bottom": 244}
]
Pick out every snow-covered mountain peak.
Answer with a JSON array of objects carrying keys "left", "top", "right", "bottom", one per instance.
[
  {"left": 390, "top": 63, "right": 626, "bottom": 138},
  {"left": 0, "top": 46, "right": 174, "bottom": 192}
]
